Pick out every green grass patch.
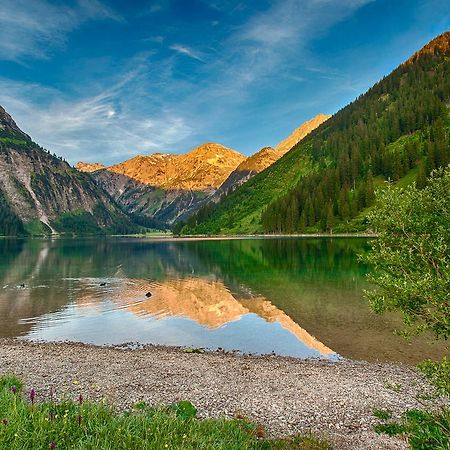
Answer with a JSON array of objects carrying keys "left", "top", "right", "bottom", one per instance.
[
  {"left": 373, "top": 409, "right": 392, "bottom": 421},
  {"left": 0, "top": 137, "right": 28, "bottom": 146},
  {"left": 0, "top": 375, "right": 330, "bottom": 450},
  {"left": 374, "top": 408, "right": 450, "bottom": 449},
  {"left": 374, "top": 357, "right": 450, "bottom": 449}
]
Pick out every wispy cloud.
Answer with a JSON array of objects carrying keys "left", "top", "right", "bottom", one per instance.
[
  {"left": 169, "top": 44, "right": 205, "bottom": 62},
  {"left": 0, "top": 0, "right": 122, "bottom": 61},
  {"left": 225, "top": 0, "right": 375, "bottom": 87},
  {"left": 0, "top": 68, "right": 192, "bottom": 164}
]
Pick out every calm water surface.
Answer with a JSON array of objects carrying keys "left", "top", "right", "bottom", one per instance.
[{"left": 0, "top": 237, "right": 447, "bottom": 363}]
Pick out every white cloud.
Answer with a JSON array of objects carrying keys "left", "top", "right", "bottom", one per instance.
[
  {"left": 0, "top": 71, "right": 192, "bottom": 164},
  {"left": 169, "top": 44, "right": 205, "bottom": 62},
  {"left": 0, "top": 0, "right": 122, "bottom": 61}
]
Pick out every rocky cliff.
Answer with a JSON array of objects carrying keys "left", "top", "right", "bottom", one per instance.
[{"left": 0, "top": 106, "right": 136, "bottom": 235}]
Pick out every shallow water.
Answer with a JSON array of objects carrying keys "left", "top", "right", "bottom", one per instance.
[{"left": 0, "top": 237, "right": 447, "bottom": 363}]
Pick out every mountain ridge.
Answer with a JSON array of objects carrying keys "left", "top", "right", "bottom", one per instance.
[{"left": 76, "top": 115, "right": 327, "bottom": 225}]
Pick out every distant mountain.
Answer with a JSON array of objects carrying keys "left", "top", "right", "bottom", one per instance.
[
  {"left": 275, "top": 113, "right": 331, "bottom": 154},
  {"left": 77, "top": 117, "right": 326, "bottom": 226},
  {"left": 76, "top": 143, "right": 245, "bottom": 225},
  {"left": 182, "top": 31, "right": 450, "bottom": 235},
  {"left": 107, "top": 143, "right": 245, "bottom": 191},
  {"left": 0, "top": 106, "right": 137, "bottom": 236},
  {"left": 216, "top": 114, "right": 330, "bottom": 195}
]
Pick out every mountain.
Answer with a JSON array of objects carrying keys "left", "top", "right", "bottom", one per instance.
[
  {"left": 76, "top": 143, "right": 245, "bottom": 225},
  {"left": 77, "top": 116, "right": 328, "bottom": 227},
  {"left": 107, "top": 143, "right": 245, "bottom": 191},
  {"left": 0, "top": 106, "right": 137, "bottom": 236},
  {"left": 216, "top": 114, "right": 330, "bottom": 195},
  {"left": 181, "top": 31, "right": 450, "bottom": 235}
]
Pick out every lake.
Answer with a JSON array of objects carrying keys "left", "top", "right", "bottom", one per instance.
[{"left": 0, "top": 237, "right": 447, "bottom": 363}]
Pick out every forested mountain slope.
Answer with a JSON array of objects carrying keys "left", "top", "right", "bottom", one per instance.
[
  {"left": 181, "top": 31, "right": 450, "bottom": 235},
  {"left": 0, "top": 106, "right": 137, "bottom": 236}
]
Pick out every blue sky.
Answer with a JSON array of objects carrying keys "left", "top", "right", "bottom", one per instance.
[{"left": 0, "top": 0, "right": 449, "bottom": 165}]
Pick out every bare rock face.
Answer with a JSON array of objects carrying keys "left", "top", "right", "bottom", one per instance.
[
  {"left": 75, "top": 162, "right": 106, "bottom": 173},
  {"left": 275, "top": 113, "right": 331, "bottom": 155},
  {"left": 79, "top": 143, "right": 246, "bottom": 225},
  {"left": 235, "top": 147, "right": 279, "bottom": 173},
  {"left": 104, "top": 143, "right": 246, "bottom": 191}
]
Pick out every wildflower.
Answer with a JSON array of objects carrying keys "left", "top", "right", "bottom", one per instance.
[
  {"left": 77, "top": 415, "right": 82, "bottom": 426},
  {"left": 1, "top": 419, "right": 8, "bottom": 425},
  {"left": 78, "top": 394, "right": 83, "bottom": 405},
  {"left": 11, "top": 385, "right": 17, "bottom": 395},
  {"left": 49, "top": 442, "right": 56, "bottom": 449},
  {"left": 72, "top": 380, "right": 79, "bottom": 386},
  {"left": 49, "top": 411, "right": 55, "bottom": 421},
  {"left": 29, "top": 388, "right": 36, "bottom": 405}
]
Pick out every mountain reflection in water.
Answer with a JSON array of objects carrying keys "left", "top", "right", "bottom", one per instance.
[{"left": 73, "top": 276, "right": 335, "bottom": 356}]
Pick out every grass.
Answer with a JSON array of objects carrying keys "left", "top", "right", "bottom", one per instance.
[
  {"left": 0, "top": 375, "right": 330, "bottom": 450},
  {"left": 373, "top": 409, "right": 392, "bottom": 421},
  {"left": 374, "top": 358, "right": 450, "bottom": 449},
  {"left": 374, "top": 408, "right": 450, "bottom": 450}
]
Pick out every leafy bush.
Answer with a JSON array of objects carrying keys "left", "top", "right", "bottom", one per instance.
[
  {"left": 418, "top": 357, "right": 450, "bottom": 396},
  {"left": 363, "top": 166, "right": 450, "bottom": 339}
]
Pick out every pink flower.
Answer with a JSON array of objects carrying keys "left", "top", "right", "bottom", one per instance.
[
  {"left": 29, "top": 388, "right": 36, "bottom": 405},
  {"left": 49, "top": 442, "right": 56, "bottom": 449}
]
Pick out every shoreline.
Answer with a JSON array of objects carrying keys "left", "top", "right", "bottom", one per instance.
[
  {"left": 0, "top": 339, "right": 442, "bottom": 449},
  {"left": 0, "top": 232, "right": 377, "bottom": 241}
]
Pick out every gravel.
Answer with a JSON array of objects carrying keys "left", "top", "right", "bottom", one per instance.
[{"left": 0, "top": 339, "right": 443, "bottom": 449}]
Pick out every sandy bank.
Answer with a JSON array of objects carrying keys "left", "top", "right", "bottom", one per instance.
[{"left": 0, "top": 339, "right": 440, "bottom": 449}]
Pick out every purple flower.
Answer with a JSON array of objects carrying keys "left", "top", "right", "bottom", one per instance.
[
  {"left": 2, "top": 419, "right": 8, "bottom": 425},
  {"left": 11, "top": 385, "right": 17, "bottom": 395},
  {"left": 78, "top": 394, "right": 83, "bottom": 405},
  {"left": 29, "top": 388, "right": 36, "bottom": 405},
  {"left": 49, "top": 442, "right": 56, "bottom": 450}
]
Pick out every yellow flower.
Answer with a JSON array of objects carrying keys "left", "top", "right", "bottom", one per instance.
[{"left": 72, "top": 380, "right": 80, "bottom": 385}]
